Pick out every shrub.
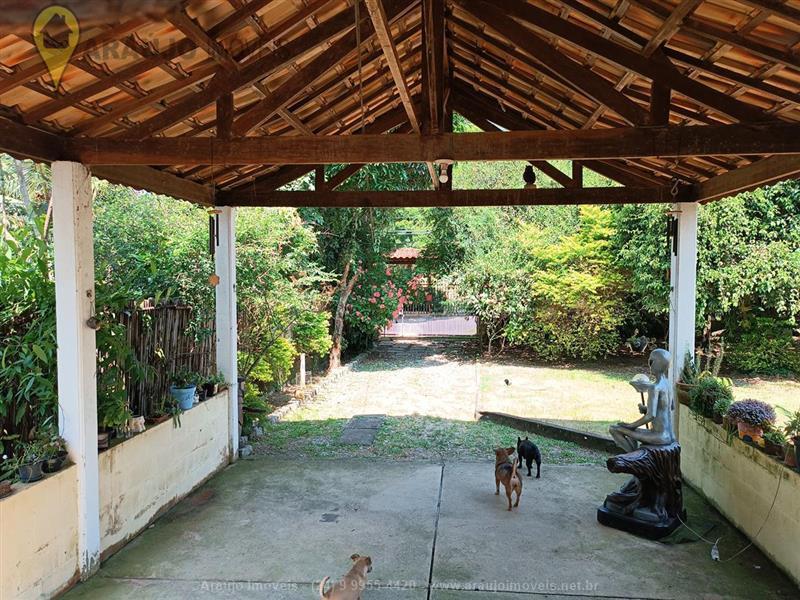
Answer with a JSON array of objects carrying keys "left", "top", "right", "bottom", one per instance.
[
  {"left": 712, "top": 396, "right": 733, "bottom": 420},
  {"left": 726, "top": 399, "right": 777, "bottom": 428},
  {"left": 726, "top": 317, "right": 800, "bottom": 376},
  {"left": 688, "top": 377, "right": 733, "bottom": 419},
  {"left": 764, "top": 429, "right": 787, "bottom": 446}
]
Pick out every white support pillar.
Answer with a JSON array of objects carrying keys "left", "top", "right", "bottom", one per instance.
[
  {"left": 215, "top": 207, "right": 239, "bottom": 460},
  {"left": 52, "top": 162, "right": 100, "bottom": 578},
  {"left": 668, "top": 201, "right": 699, "bottom": 436}
]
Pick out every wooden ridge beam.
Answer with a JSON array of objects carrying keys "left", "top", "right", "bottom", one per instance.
[
  {"left": 695, "top": 155, "right": 800, "bottom": 202},
  {"left": 218, "top": 186, "right": 691, "bottom": 207},
  {"left": 422, "top": 0, "right": 446, "bottom": 133},
  {"left": 72, "top": 122, "right": 800, "bottom": 166}
]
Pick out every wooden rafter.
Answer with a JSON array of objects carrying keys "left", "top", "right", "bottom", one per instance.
[{"left": 168, "top": 10, "right": 239, "bottom": 71}]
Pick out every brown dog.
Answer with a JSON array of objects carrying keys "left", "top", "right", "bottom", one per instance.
[
  {"left": 494, "top": 446, "right": 522, "bottom": 511},
  {"left": 319, "top": 554, "right": 373, "bottom": 599}
]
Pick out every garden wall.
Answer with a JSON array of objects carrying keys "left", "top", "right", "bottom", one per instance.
[
  {"left": 0, "top": 391, "right": 230, "bottom": 599},
  {"left": 99, "top": 390, "right": 230, "bottom": 556},
  {"left": 680, "top": 404, "right": 800, "bottom": 585},
  {"left": 0, "top": 465, "right": 80, "bottom": 599}
]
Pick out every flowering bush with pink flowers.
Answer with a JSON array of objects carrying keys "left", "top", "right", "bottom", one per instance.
[{"left": 345, "top": 265, "right": 404, "bottom": 335}]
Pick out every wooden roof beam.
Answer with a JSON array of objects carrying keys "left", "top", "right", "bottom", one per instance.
[
  {"left": 73, "top": 122, "right": 800, "bottom": 166},
  {"left": 468, "top": 0, "right": 767, "bottom": 123},
  {"left": 462, "top": 3, "right": 649, "bottom": 126},
  {"left": 422, "top": 0, "right": 446, "bottom": 133},
  {"left": 230, "top": 0, "right": 415, "bottom": 137},
  {"left": 0, "top": 1, "right": 181, "bottom": 33},
  {"left": 168, "top": 10, "right": 239, "bottom": 72},
  {"left": 218, "top": 186, "right": 691, "bottom": 207},
  {"left": 120, "top": 1, "right": 381, "bottom": 140},
  {"left": 696, "top": 155, "right": 800, "bottom": 202}
]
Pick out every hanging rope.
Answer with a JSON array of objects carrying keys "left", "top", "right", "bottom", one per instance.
[{"left": 355, "top": 1, "right": 366, "bottom": 134}]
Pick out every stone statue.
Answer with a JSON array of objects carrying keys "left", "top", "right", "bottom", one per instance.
[
  {"left": 609, "top": 349, "right": 675, "bottom": 452},
  {"left": 598, "top": 349, "right": 685, "bottom": 539}
]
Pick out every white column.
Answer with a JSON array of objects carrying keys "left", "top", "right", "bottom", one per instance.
[
  {"left": 668, "top": 202, "right": 698, "bottom": 435},
  {"left": 299, "top": 353, "right": 306, "bottom": 387},
  {"left": 215, "top": 207, "right": 239, "bottom": 460},
  {"left": 52, "top": 162, "right": 100, "bottom": 578}
]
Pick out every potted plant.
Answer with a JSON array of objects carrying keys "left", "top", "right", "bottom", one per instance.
[
  {"left": 202, "top": 372, "right": 226, "bottom": 398},
  {"left": 148, "top": 396, "right": 183, "bottom": 429},
  {"left": 763, "top": 429, "right": 787, "bottom": 458},
  {"left": 726, "top": 399, "right": 777, "bottom": 444},
  {"left": 17, "top": 438, "right": 48, "bottom": 483},
  {"left": 170, "top": 369, "right": 199, "bottom": 411},
  {"left": 782, "top": 409, "right": 800, "bottom": 471},
  {"left": 1, "top": 453, "right": 15, "bottom": 498},
  {"left": 688, "top": 376, "right": 732, "bottom": 421},
  {"left": 97, "top": 390, "right": 132, "bottom": 449},
  {"left": 42, "top": 435, "right": 68, "bottom": 473},
  {"left": 712, "top": 396, "right": 733, "bottom": 426},
  {"left": 676, "top": 352, "right": 699, "bottom": 406}
]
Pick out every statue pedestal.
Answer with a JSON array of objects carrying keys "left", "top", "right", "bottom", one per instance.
[{"left": 597, "top": 442, "right": 685, "bottom": 540}]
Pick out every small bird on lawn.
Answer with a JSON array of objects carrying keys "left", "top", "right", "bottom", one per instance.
[{"left": 504, "top": 379, "right": 511, "bottom": 386}]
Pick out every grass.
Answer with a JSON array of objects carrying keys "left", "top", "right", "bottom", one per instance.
[{"left": 252, "top": 415, "right": 606, "bottom": 464}]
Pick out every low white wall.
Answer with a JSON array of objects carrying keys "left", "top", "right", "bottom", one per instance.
[
  {"left": 0, "top": 390, "right": 230, "bottom": 599},
  {"left": 680, "top": 404, "right": 800, "bottom": 585},
  {"left": 0, "top": 465, "right": 79, "bottom": 599},
  {"left": 99, "top": 390, "right": 230, "bottom": 555}
]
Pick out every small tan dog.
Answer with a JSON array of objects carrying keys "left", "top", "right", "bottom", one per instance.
[
  {"left": 319, "top": 554, "right": 373, "bottom": 599},
  {"left": 494, "top": 446, "right": 522, "bottom": 511}
]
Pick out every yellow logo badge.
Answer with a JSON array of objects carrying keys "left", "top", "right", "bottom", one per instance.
[{"left": 32, "top": 6, "right": 80, "bottom": 90}]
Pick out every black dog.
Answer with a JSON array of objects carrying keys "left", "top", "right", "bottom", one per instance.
[{"left": 516, "top": 437, "right": 541, "bottom": 478}]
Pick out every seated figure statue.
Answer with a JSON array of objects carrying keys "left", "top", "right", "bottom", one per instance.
[
  {"left": 609, "top": 349, "right": 675, "bottom": 452},
  {"left": 597, "top": 349, "right": 684, "bottom": 539}
]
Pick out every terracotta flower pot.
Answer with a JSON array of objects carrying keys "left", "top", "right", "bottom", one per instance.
[
  {"left": 737, "top": 421, "right": 763, "bottom": 443},
  {"left": 0, "top": 480, "right": 12, "bottom": 499},
  {"left": 784, "top": 444, "right": 798, "bottom": 468}
]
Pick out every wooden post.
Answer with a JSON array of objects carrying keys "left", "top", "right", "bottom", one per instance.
[
  {"left": 668, "top": 201, "right": 698, "bottom": 438},
  {"left": 215, "top": 206, "right": 239, "bottom": 460},
  {"left": 52, "top": 162, "right": 100, "bottom": 578}
]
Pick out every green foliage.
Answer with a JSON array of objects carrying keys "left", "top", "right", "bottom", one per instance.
[
  {"left": 0, "top": 216, "right": 57, "bottom": 442},
  {"left": 726, "top": 317, "right": 800, "bottom": 376},
  {"left": 689, "top": 377, "right": 733, "bottom": 419},
  {"left": 764, "top": 429, "right": 787, "bottom": 446},
  {"left": 170, "top": 369, "right": 200, "bottom": 388},
  {"left": 346, "top": 265, "right": 404, "bottom": 335},
  {"left": 292, "top": 311, "right": 333, "bottom": 356},
  {"left": 240, "top": 338, "right": 297, "bottom": 392}
]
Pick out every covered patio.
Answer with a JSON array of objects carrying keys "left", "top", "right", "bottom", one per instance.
[
  {"left": 60, "top": 458, "right": 796, "bottom": 599},
  {"left": 2, "top": 0, "right": 800, "bottom": 597}
]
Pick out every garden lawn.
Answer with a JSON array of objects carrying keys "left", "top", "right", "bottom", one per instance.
[{"left": 253, "top": 415, "right": 604, "bottom": 464}]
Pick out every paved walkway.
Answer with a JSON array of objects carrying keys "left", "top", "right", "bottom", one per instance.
[
  {"left": 297, "top": 339, "right": 481, "bottom": 421},
  {"left": 64, "top": 458, "right": 795, "bottom": 599}
]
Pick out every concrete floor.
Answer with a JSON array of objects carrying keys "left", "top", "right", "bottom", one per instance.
[{"left": 65, "top": 458, "right": 796, "bottom": 599}]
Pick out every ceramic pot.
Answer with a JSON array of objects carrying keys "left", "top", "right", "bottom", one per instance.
[
  {"left": 170, "top": 385, "right": 197, "bottom": 411},
  {"left": 18, "top": 461, "right": 44, "bottom": 483},
  {"left": 737, "top": 421, "right": 763, "bottom": 443},
  {"left": 42, "top": 453, "right": 67, "bottom": 473},
  {"left": 97, "top": 431, "right": 110, "bottom": 450}
]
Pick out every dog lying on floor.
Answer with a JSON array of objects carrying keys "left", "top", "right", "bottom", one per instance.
[
  {"left": 494, "top": 447, "right": 522, "bottom": 511},
  {"left": 517, "top": 436, "right": 542, "bottom": 478},
  {"left": 319, "top": 554, "right": 372, "bottom": 599}
]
